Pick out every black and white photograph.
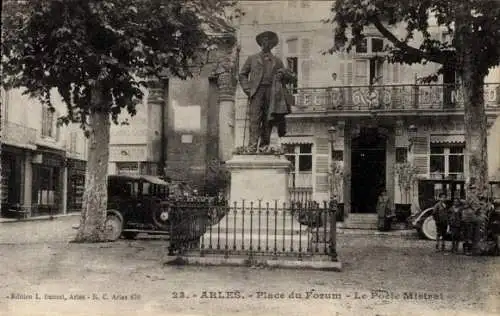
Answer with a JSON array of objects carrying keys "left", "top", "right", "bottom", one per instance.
[{"left": 1, "top": 0, "right": 499, "bottom": 315}]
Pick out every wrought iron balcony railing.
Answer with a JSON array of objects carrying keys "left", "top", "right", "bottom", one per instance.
[
  {"left": 1, "top": 121, "right": 37, "bottom": 146},
  {"left": 292, "top": 83, "right": 500, "bottom": 113}
]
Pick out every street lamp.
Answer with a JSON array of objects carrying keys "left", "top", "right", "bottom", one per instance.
[
  {"left": 408, "top": 124, "right": 418, "bottom": 151},
  {"left": 328, "top": 125, "right": 337, "bottom": 199},
  {"left": 327, "top": 125, "right": 339, "bottom": 262},
  {"left": 328, "top": 126, "right": 337, "bottom": 150}
]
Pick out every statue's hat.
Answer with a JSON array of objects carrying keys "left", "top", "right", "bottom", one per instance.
[{"left": 256, "top": 31, "right": 279, "bottom": 48}]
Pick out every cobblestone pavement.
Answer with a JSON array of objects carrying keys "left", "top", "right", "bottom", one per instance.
[{"left": 0, "top": 216, "right": 499, "bottom": 316}]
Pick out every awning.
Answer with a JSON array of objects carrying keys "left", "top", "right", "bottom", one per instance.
[
  {"left": 280, "top": 136, "right": 313, "bottom": 145},
  {"left": 140, "top": 175, "right": 168, "bottom": 185},
  {"left": 430, "top": 134, "right": 465, "bottom": 144}
]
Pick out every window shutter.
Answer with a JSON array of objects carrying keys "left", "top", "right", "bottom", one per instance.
[
  {"left": 301, "top": 60, "right": 311, "bottom": 87},
  {"left": 392, "top": 63, "right": 400, "bottom": 83},
  {"left": 315, "top": 137, "right": 330, "bottom": 193},
  {"left": 287, "top": 38, "right": 298, "bottom": 55},
  {"left": 42, "top": 107, "right": 48, "bottom": 136},
  {"left": 301, "top": 38, "right": 311, "bottom": 57},
  {"left": 339, "top": 62, "right": 345, "bottom": 85},
  {"left": 340, "top": 61, "right": 353, "bottom": 85},
  {"left": 384, "top": 62, "right": 392, "bottom": 84},
  {"left": 354, "top": 59, "right": 369, "bottom": 85},
  {"left": 412, "top": 136, "right": 429, "bottom": 176}
]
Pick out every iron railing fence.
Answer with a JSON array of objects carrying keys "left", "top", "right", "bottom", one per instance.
[
  {"left": 167, "top": 200, "right": 338, "bottom": 262},
  {"left": 292, "top": 83, "right": 500, "bottom": 112}
]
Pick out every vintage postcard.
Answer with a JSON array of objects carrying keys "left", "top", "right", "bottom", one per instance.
[{"left": 1, "top": 0, "right": 499, "bottom": 315}]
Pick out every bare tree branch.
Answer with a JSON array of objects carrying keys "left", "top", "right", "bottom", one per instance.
[{"left": 370, "top": 16, "right": 453, "bottom": 65}]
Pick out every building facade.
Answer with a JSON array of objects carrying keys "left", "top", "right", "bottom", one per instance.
[
  {"left": 232, "top": 0, "right": 500, "bottom": 218},
  {"left": 108, "top": 39, "right": 236, "bottom": 193},
  {"left": 1, "top": 88, "right": 88, "bottom": 218}
]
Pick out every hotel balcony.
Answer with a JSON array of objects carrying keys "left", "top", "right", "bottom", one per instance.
[
  {"left": 1, "top": 121, "right": 37, "bottom": 149},
  {"left": 290, "top": 83, "right": 500, "bottom": 116}
]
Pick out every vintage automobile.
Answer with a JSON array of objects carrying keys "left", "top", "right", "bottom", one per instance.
[
  {"left": 410, "top": 179, "right": 500, "bottom": 243},
  {"left": 103, "top": 174, "right": 172, "bottom": 240},
  {"left": 103, "top": 174, "right": 228, "bottom": 241}
]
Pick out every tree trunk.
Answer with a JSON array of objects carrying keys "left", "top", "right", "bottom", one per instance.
[
  {"left": 462, "top": 70, "right": 488, "bottom": 195},
  {"left": 456, "top": 4, "right": 489, "bottom": 196},
  {"left": 74, "top": 88, "right": 111, "bottom": 242},
  {"left": 456, "top": 7, "right": 489, "bottom": 253}
]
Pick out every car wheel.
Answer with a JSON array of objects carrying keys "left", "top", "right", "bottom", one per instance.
[
  {"left": 105, "top": 214, "right": 123, "bottom": 241},
  {"left": 152, "top": 206, "right": 171, "bottom": 231},
  {"left": 122, "top": 232, "right": 138, "bottom": 240},
  {"left": 421, "top": 215, "right": 437, "bottom": 241}
]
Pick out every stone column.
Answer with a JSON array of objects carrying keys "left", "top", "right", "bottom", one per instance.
[
  {"left": 23, "top": 151, "right": 33, "bottom": 216},
  {"left": 343, "top": 121, "right": 352, "bottom": 219},
  {"left": 386, "top": 128, "right": 396, "bottom": 210},
  {"left": 211, "top": 43, "right": 240, "bottom": 162},
  {"left": 61, "top": 164, "right": 68, "bottom": 214}
]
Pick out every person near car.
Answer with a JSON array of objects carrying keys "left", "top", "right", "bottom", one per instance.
[
  {"left": 376, "top": 189, "right": 395, "bottom": 231},
  {"left": 448, "top": 197, "right": 463, "bottom": 253},
  {"left": 432, "top": 192, "right": 449, "bottom": 251}
]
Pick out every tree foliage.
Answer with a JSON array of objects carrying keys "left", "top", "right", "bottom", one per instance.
[
  {"left": 2, "top": 0, "right": 239, "bottom": 131},
  {"left": 328, "top": 0, "right": 500, "bottom": 81}
]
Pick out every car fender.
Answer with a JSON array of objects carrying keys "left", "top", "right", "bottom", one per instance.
[
  {"left": 106, "top": 209, "right": 124, "bottom": 224},
  {"left": 411, "top": 207, "right": 434, "bottom": 228}
]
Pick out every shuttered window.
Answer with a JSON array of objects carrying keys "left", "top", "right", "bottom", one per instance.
[
  {"left": 355, "top": 59, "right": 369, "bottom": 85},
  {"left": 340, "top": 61, "right": 353, "bottom": 85},
  {"left": 392, "top": 63, "right": 400, "bottom": 83},
  {"left": 42, "top": 106, "right": 54, "bottom": 138},
  {"left": 412, "top": 136, "right": 429, "bottom": 176},
  {"left": 300, "top": 38, "right": 312, "bottom": 88},
  {"left": 315, "top": 137, "right": 330, "bottom": 192}
]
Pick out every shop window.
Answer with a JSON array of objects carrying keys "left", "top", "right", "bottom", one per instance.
[
  {"left": 37, "top": 166, "right": 58, "bottom": 206},
  {"left": 285, "top": 144, "right": 313, "bottom": 187},
  {"left": 116, "top": 162, "right": 139, "bottom": 175},
  {"left": 142, "top": 182, "right": 151, "bottom": 196},
  {"left": 396, "top": 147, "right": 408, "bottom": 163},
  {"left": 430, "top": 143, "right": 464, "bottom": 179}
]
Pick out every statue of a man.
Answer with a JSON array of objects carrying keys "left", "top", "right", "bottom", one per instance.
[{"left": 238, "top": 31, "right": 296, "bottom": 149}]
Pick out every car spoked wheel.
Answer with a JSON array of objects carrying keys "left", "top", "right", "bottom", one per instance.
[
  {"left": 153, "top": 206, "right": 171, "bottom": 230},
  {"left": 105, "top": 214, "right": 123, "bottom": 241},
  {"left": 421, "top": 215, "right": 437, "bottom": 241}
]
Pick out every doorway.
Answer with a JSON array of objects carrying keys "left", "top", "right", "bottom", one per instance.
[{"left": 351, "top": 128, "right": 387, "bottom": 213}]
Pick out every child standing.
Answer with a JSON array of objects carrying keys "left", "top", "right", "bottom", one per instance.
[
  {"left": 432, "top": 193, "right": 449, "bottom": 251},
  {"left": 448, "top": 198, "right": 463, "bottom": 253},
  {"left": 461, "top": 199, "right": 476, "bottom": 256}
]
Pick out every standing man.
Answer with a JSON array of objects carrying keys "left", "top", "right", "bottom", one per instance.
[
  {"left": 432, "top": 193, "right": 449, "bottom": 251},
  {"left": 239, "top": 31, "right": 296, "bottom": 149}
]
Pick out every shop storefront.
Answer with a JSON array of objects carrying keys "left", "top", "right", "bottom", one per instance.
[
  {"left": 67, "top": 158, "right": 86, "bottom": 213},
  {"left": 1, "top": 145, "right": 25, "bottom": 217},
  {"left": 31, "top": 147, "right": 65, "bottom": 216}
]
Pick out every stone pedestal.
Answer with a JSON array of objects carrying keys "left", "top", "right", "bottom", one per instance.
[{"left": 226, "top": 155, "right": 291, "bottom": 206}]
